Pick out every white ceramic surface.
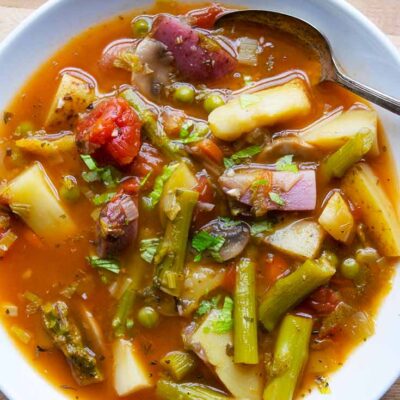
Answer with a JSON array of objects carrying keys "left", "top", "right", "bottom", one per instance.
[{"left": 0, "top": 1, "right": 399, "bottom": 399}]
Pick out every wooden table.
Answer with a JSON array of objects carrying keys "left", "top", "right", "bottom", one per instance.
[{"left": 0, "top": 0, "right": 399, "bottom": 399}]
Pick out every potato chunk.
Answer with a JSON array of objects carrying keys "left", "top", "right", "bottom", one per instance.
[
  {"left": 45, "top": 73, "right": 95, "bottom": 129},
  {"left": 318, "top": 192, "right": 354, "bottom": 243},
  {"left": 113, "top": 339, "right": 153, "bottom": 396},
  {"left": 342, "top": 163, "right": 400, "bottom": 256},
  {"left": 209, "top": 79, "right": 311, "bottom": 141},
  {"left": 1, "top": 162, "right": 76, "bottom": 242},
  {"left": 188, "top": 311, "right": 263, "bottom": 400},
  {"left": 301, "top": 108, "right": 378, "bottom": 156},
  {"left": 264, "top": 219, "right": 325, "bottom": 259}
]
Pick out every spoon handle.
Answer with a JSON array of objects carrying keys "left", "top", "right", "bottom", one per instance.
[{"left": 334, "top": 69, "right": 400, "bottom": 115}]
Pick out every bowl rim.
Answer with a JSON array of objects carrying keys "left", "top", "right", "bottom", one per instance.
[{"left": 0, "top": 0, "right": 399, "bottom": 399}]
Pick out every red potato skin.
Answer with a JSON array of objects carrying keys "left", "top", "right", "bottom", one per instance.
[
  {"left": 76, "top": 98, "right": 142, "bottom": 167},
  {"left": 152, "top": 15, "right": 236, "bottom": 82}
]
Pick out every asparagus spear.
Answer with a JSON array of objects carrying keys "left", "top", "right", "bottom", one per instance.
[
  {"left": 112, "top": 282, "right": 136, "bottom": 337},
  {"left": 259, "top": 252, "right": 336, "bottom": 331},
  {"left": 154, "top": 189, "right": 199, "bottom": 296},
  {"left": 234, "top": 258, "right": 258, "bottom": 364},
  {"left": 42, "top": 301, "right": 103, "bottom": 385},
  {"left": 121, "top": 89, "right": 184, "bottom": 160},
  {"left": 157, "top": 380, "right": 231, "bottom": 400},
  {"left": 263, "top": 315, "right": 313, "bottom": 400}
]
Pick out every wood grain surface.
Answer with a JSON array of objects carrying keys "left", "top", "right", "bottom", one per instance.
[{"left": 0, "top": 0, "right": 399, "bottom": 399}]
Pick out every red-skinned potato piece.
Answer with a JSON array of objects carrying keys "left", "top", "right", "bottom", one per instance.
[
  {"left": 152, "top": 15, "right": 236, "bottom": 82},
  {"left": 76, "top": 98, "right": 142, "bottom": 167}
]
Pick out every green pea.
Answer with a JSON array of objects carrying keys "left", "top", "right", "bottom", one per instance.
[
  {"left": 340, "top": 258, "right": 360, "bottom": 280},
  {"left": 132, "top": 18, "right": 150, "bottom": 38},
  {"left": 15, "top": 121, "right": 34, "bottom": 137},
  {"left": 60, "top": 175, "right": 80, "bottom": 202},
  {"left": 138, "top": 306, "right": 159, "bottom": 329},
  {"left": 322, "top": 251, "right": 339, "bottom": 268},
  {"left": 203, "top": 93, "right": 225, "bottom": 113},
  {"left": 173, "top": 85, "right": 195, "bottom": 104}
]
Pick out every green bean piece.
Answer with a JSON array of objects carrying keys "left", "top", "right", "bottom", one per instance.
[
  {"left": 174, "top": 85, "right": 195, "bottom": 104},
  {"left": 320, "top": 133, "right": 372, "bottom": 182},
  {"left": 132, "top": 18, "right": 150, "bottom": 37},
  {"left": 160, "top": 351, "right": 197, "bottom": 381},
  {"left": 154, "top": 189, "right": 199, "bottom": 296},
  {"left": 203, "top": 93, "right": 225, "bottom": 113},
  {"left": 120, "top": 89, "right": 185, "bottom": 160},
  {"left": 137, "top": 306, "right": 159, "bottom": 329},
  {"left": 112, "top": 283, "right": 136, "bottom": 337},
  {"left": 234, "top": 258, "right": 258, "bottom": 364},
  {"left": 157, "top": 380, "right": 231, "bottom": 400},
  {"left": 340, "top": 257, "right": 360, "bottom": 280},
  {"left": 259, "top": 253, "right": 336, "bottom": 331},
  {"left": 59, "top": 175, "right": 80, "bottom": 202},
  {"left": 42, "top": 301, "right": 103, "bottom": 385},
  {"left": 263, "top": 315, "right": 313, "bottom": 400}
]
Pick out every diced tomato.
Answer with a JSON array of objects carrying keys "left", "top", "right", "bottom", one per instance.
[
  {"left": 264, "top": 253, "right": 290, "bottom": 286},
  {"left": 221, "top": 265, "right": 236, "bottom": 293},
  {"left": 197, "top": 139, "right": 224, "bottom": 164},
  {"left": 76, "top": 97, "right": 142, "bottom": 167},
  {"left": 196, "top": 173, "right": 214, "bottom": 204},
  {"left": 187, "top": 3, "right": 225, "bottom": 29},
  {"left": 304, "top": 287, "right": 340, "bottom": 316},
  {"left": 120, "top": 177, "right": 140, "bottom": 195}
]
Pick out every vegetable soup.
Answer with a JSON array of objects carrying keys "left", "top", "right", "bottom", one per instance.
[{"left": 0, "top": 2, "right": 398, "bottom": 400}]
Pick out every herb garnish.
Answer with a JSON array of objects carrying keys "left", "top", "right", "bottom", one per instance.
[
  {"left": 140, "top": 238, "right": 160, "bottom": 264},
  {"left": 86, "top": 256, "right": 120, "bottom": 274},
  {"left": 269, "top": 192, "right": 286, "bottom": 206},
  {"left": 192, "top": 231, "right": 225, "bottom": 262},
  {"left": 224, "top": 145, "right": 262, "bottom": 168},
  {"left": 275, "top": 154, "right": 298, "bottom": 173}
]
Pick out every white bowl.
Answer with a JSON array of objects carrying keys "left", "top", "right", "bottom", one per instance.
[{"left": 0, "top": 1, "right": 399, "bottom": 399}]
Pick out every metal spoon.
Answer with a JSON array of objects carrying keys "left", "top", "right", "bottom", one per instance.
[{"left": 215, "top": 10, "right": 400, "bottom": 115}]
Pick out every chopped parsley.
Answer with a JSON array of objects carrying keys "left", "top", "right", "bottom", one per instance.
[
  {"left": 143, "top": 162, "right": 179, "bottom": 209},
  {"left": 275, "top": 154, "right": 298, "bottom": 173},
  {"left": 192, "top": 231, "right": 225, "bottom": 262},
  {"left": 140, "top": 238, "right": 160, "bottom": 264},
  {"left": 250, "top": 220, "right": 274, "bottom": 236},
  {"left": 224, "top": 145, "right": 262, "bottom": 169},
  {"left": 80, "top": 155, "right": 119, "bottom": 188},
  {"left": 87, "top": 256, "right": 120, "bottom": 274},
  {"left": 174, "top": 121, "right": 209, "bottom": 144},
  {"left": 239, "top": 93, "right": 260, "bottom": 109},
  {"left": 196, "top": 295, "right": 221, "bottom": 317},
  {"left": 204, "top": 297, "right": 234, "bottom": 334},
  {"left": 92, "top": 192, "right": 116, "bottom": 206},
  {"left": 269, "top": 192, "right": 286, "bottom": 206}
]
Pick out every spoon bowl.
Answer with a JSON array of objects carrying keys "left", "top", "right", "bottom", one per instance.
[{"left": 215, "top": 10, "right": 400, "bottom": 114}]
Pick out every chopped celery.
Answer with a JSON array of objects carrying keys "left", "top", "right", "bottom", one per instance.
[
  {"left": 157, "top": 380, "right": 230, "bottom": 400},
  {"left": 11, "top": 325, "right": 31, "bottom": 344},
  {"left": 234, "top": 258, "right": 258, "bottom": 364},
  {"left": 320, "top": 132, "right": 373, "bottom": 182},
  {"left": 263, "top": 315, "right": 313, "bottom": 400},
  {"left": 160, "top": 351, "right": 197, "bottom": 381},
  {"left": 154, "top": 189, "right": 199, "bottom": 296},
  {"left": 0, "top": 230, "right": 18, "bottom": 257},
  {"left": 259, "top": 253, "right": 336, "bottom": 331}
]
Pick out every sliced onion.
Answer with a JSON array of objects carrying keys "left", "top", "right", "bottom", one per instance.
[
  {"left": 197, "top": 202, "right": 215, "bottom": 212},
  {"left": 0, "top": 230, "right": 17, "bottom": 257},
  {"left": 120, "top": 196, "right": 139, "bottom": 222},
  {"left": 237, "top": 37, "right": 259, "bottom": 66}
]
